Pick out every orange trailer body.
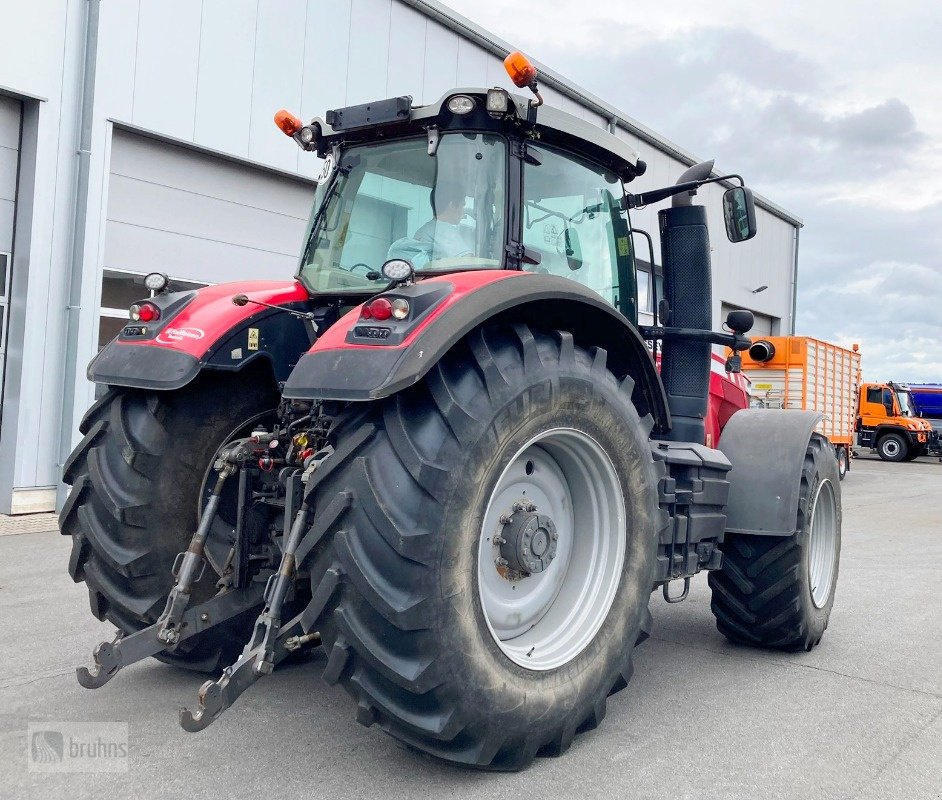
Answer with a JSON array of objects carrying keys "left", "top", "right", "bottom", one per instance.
[{"left": 739, "top": 336, "right": 861, "bottom": 449}]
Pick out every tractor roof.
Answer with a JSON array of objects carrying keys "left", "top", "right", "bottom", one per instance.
[{"left": 316, "top": 89, "right": 645, "bottom": 182}]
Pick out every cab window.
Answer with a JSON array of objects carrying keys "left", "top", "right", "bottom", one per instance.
[{"left": 522, "top": 147, "right": 635, "bottom": 319}]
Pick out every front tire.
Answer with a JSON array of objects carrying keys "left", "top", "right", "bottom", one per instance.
[
  {"left": 708, "top": 433, "right": 841, "bottom": 651},
  {"left": 60, "top": 370, "right": 279, "bottom": 671},
  {"left": 877, "top": 432, "right": 908, "bottom": 462},
  {"left": 301, "top": 325, "right": 665, "bottom": 769}
]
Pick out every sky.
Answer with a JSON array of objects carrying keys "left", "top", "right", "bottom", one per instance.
[{"left": 441, "top": 0, "right": 942, "bottom": 383}]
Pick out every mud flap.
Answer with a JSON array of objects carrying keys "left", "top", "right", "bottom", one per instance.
[{"left": 718, "top": 409, "right": 824, "bottom": 537}]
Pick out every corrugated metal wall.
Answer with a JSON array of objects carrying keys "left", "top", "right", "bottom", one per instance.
[{"left": 106, "top": 131, "right": 312, "bottom": 284}]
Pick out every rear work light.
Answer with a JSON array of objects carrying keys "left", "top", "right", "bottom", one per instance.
[
  {"left": 391, "top": 298, "right": 410, "bottom": 320},
  {"left": 129, "top": 302, "right": 160, "bottom": 323},
  {"left": 447, "top": 95, "right": 475, "bottom": 115}
]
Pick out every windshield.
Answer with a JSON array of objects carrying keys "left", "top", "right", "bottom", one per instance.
[
  {"left": 298, "top": 134, "right": 507, "bottom": 293},
  {"left": 895, "top": 390, "right": 912, "bottom": 416}
]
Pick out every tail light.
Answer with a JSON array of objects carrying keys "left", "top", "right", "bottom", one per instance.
[
  {"left": 362, "top": 298, "right": 393, "bottom": 321},
  {"left": 129, "top": 302, "right": 160, "bottom": 323}
]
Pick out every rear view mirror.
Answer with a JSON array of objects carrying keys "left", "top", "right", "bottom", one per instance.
[
  {"left": 723, "top": 187, "right": 757, "bottom": 243},
  {"left": 558, "top": 227, "right": 583, "bottom": 271}
]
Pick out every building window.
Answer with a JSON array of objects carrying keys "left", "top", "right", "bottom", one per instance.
[
  {"left": 637, "top": 270, "right": 650, "bottom": 314},
  {"left": 98, "top": 269, "right": 208, "bottom": 348}
]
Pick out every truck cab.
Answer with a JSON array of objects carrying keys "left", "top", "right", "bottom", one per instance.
[{"left": 857, "top": 381, "right": 933, "bottom": 461}]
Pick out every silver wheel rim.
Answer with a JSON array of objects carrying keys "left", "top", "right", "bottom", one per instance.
[
  {"left": 477, "top": 428, "right": 626, "bottom": 671},
  {"left": 808, "top": 478, "right": 838, "bottom": 608},
  {"left": 882, "top": 438, "right": 900, "bottom": 458}
]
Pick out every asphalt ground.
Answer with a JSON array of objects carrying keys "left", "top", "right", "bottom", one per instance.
[{"left": 1, "top": 455, "right": 939, "bottom": 799}]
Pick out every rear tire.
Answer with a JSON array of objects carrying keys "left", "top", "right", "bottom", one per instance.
[
  {"left": 60, "top": 370, "right": 279, "bottom": 671},
  {"left": 836, "top": 445, "right": 848, "bottom": 480},
  {"left": 708, "top": 433, "right": 841, "bottom": 651},
  {"left": 876, "top": 432, "right": 908, "bottom": 462},
  {"left": 300, "top": 324, "right": 665, "bottom": 769}
]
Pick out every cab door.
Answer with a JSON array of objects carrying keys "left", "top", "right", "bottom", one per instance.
[
  {"left": 858, "top": 385, "right": 888, "bottom": 446},
  {"left": 520, "top": 145, "right": 637, "bottom": 322}
]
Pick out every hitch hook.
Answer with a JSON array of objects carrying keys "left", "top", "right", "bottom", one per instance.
[{"left": 179, "top": 495, "right": 312, "bottom": 732}]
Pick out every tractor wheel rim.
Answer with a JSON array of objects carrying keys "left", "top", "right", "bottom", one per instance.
[
  {"left": 883, "top": 439, "right": 900, "bottom": 457},
  {"left": 477, "top": 427, "right": 626, "bottom": 671},
  {"left": 808, "top": 478, "right": 838, "bottom": 608}
]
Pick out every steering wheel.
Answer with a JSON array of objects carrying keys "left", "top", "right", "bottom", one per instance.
[{"left": 346, "top": 263, "right": 376, "bottom": 277}]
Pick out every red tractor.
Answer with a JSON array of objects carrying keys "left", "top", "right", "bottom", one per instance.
[{"left": 63, "top": 53, "right": 841, "bottom": 770}]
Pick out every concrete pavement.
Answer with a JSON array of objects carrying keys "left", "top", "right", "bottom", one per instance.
[{"left": 0, "top": 457, "right": 939, "bottom": 799}]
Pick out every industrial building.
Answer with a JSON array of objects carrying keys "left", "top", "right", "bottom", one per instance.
[{"left": 0, "top": 0, "right": 801, "bottom": 514}]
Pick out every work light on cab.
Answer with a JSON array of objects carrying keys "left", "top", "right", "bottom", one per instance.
[
  {"left": 447, "top": 95, "right": 475, "bottom": 115},
  {"left": 144, "top": 272, "right": 169, "bottom": 293},
  {"left": 128, "top": 302, "right": 160, "bottom": 323},
  {"left": 381, "top": 258, "right": 414, "bottom": 284}
]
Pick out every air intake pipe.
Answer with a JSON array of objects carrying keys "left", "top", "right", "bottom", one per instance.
[
  {"left": 658, "top": 160, "right": 715, "bottom": 444},
  {"left": 748, "top": 340, "right": 776, "bottom": 363}
]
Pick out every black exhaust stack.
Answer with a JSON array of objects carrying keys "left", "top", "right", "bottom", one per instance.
[{"left": 658, "top": 160, "right": 715, "bottom": 444}]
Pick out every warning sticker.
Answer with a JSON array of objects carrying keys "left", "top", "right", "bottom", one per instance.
[
  {"left": 247, "top": 328, "right": 260, "bottom": 351},
  {"left": 754, "top": 382, "right": 774, "bottom": 391},
  {"left": 616, "top": 236, "right": 631, "bottom": 257}
]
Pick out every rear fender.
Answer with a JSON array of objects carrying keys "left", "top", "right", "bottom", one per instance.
[
  {"left": 282, "top": 271, "right": 670, "bottom": 432},
  {"left": 88, "top": 281, "right": 316, "bottom": 391},
  {"left": 719, "top": 409, "right": 825, "bottom": 537}
]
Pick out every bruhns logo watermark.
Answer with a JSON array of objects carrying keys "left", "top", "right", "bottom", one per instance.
[{"left": 27, "top": 722, "right": 129, "bottom": 773}]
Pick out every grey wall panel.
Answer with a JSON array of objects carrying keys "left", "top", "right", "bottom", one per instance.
[
  {"left": 455, "top": 38, "right": 489, "bottom": 87},
  {"left": 0, "top": 200, "right": 14, "bottom": 254},
  {"left": 298, "top": 0, "right": 352, "bottom": 179},
  {"left": 132, "top": 0, "right": 202, "bottom": 139},
  {"left": 0, "top": 96, "right": 21, "bottom": 149},
  {"left": 106, "top": 175, "right": 309, "bottom": 258},
  {"left": 422, "top": 20, "right": 460, "bottom": 102},
  {"left": 106, "top": 132, "right": 312, "bottom": 288},
  {"left": 249, "top": 0, "right": 307, "bottom": 173},
  {"left": 195, "top": 0, "right": 258, "bottom": 157},
  {"left": 0, "top": 142, "right": 18, "bottom": 197},
  {"left": 0, "top": 97, "right": 19, "bottom": 258},
  {"left": 0, "top": 197, "right": 13, "bottom": 253},
  {"left": 346, "top": 0, "right": 393, "bottom": 105},
  {"left": 387, "top": 2, "right": 428, "bottom": 100},
  {"left": 103, "top": 221, "right": 300, "bottom": 284},
  {"left": 110, "top": 132, "right": 313, "bottom": 217},
  {"left": 95, "top": 0, "right": 139, "bottom": 120}
]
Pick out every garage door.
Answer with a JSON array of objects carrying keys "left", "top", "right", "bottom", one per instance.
[
  {"left": 100, "top": 130, "right": 314, "bottom": 345},
  {"left": 721, "top": 302, "right": 778, "bottom": 336},
  {"left": 0, "top": 95, "right": 22, "bottom": 407}
]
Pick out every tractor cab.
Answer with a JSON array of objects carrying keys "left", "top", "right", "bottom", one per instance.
[{"left": 283, "top": 78, "right": 647, "bottom": 319}]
